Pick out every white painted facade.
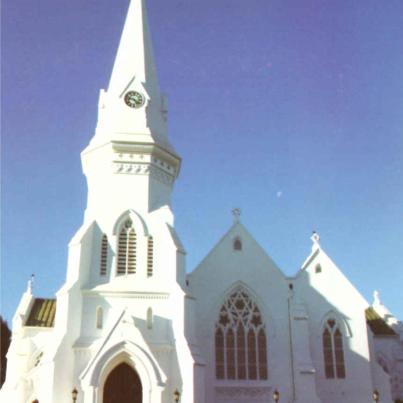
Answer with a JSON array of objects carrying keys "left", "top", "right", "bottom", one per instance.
[{"left": 1, "top": 1, "right": 402, "bottom": 402}]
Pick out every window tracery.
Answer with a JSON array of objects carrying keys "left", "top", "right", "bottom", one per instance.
[
  {"left": 323, "top": 318, "right": 346, "bottom": 379},
  {"left": 215, "top": 288, "right": 268, "bottom": 380}
]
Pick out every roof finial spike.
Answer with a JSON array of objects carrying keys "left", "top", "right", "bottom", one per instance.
[
  {"left": 373, "top": 290, "right": 381, "bottom": 306},
  {"left": 27, "top": 273, "right": 35, "bottom": 294},
  {"left": 311, "top": 230, "right": 320, "bottom": 250},
  {"left": 232, "top": 208, "right": 241, "bottom": 223}
]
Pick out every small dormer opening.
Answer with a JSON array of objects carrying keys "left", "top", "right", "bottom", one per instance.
[
  {"left": 315, "top": 264, "right": 322, "bottom": 273},
  {"left": 233, "top": 238, "right": 242, "bottom": 251}
]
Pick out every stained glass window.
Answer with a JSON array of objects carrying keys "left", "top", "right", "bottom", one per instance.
[
  {"left": 215, "top": 288, "right": 268, "bottom": 380},
  {"left": 323, "top": 318, "right": 346, "bottom": 379}
]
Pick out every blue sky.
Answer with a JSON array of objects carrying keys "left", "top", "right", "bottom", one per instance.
[{"left": 2, "top": 0, "right": 403, "bottom": 324}]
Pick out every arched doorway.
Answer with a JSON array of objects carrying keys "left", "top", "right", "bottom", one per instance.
[{"left": 103, "top": 363, "right": 142, "bottom": 403}]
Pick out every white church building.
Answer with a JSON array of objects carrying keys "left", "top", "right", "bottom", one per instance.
[{"left": 2, "top": 1, "right": 403, "bottom": 402}]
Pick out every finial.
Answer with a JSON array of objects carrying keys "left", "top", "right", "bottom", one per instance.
[
  {"left": 232, "top": 208, "right": 241, "bottom": 223},
  {"left": 373, "top": 290, "right": 381, "bottom": 305},
  {"left": 311, "top": 231, "right": 320, "bottom": 249},
  {"left": 27, "top": 274, "right": 35, "bottom": 294}
]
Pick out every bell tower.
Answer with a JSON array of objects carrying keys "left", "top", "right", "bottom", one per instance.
[{"left": 81, "top": 0, "right": 180, "bottom": 225}]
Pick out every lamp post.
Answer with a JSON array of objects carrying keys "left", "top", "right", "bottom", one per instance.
[
  {"left": 372, "top": 390, "right": 380, "bottom": 402},
  {"left": 173, "top": 389, "right": 180, "bottom": 403},
  {"left": 273, "top": 389, "right": 280, "bottom": 402},
  {"left": 72, "top": 388, "right": 78, "bottom": 403}
]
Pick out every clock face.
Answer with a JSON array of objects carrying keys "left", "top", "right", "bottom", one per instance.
[{"left": 124, "top": 91, "right": 145, "bottom": 108}]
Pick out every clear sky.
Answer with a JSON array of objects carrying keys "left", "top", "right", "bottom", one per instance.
[{"left": 2, "top": 0, "right": 403, "bottom": 324}]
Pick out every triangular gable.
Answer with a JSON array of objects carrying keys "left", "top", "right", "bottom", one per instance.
[
  {"left": 78, "top": 308, "right": 167, "bottom": 387},
  {"left": 190, "top": 221, "right": 284, "bottom": 277}
]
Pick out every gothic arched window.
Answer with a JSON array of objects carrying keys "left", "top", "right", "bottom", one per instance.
[
  {"left": 117, "top": 219, "right": 137, "bottom": 275},
  {"left": 215, "top": 288, "right": 268, "bottom": 380},
  {"left": 323, "top": 318, "right": 346, "bottom": 379},
  {"left": 100, "top": 234, "right": 108, "bottom": 276}
]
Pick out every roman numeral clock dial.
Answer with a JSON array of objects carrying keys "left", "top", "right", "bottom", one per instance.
[{"left": 124, "top": 91, "right": 145, "bottom": 108}]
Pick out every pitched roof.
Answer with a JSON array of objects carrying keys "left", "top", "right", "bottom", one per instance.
[
  {"left": 25, "top": 298, "right": 56, "bottom": 328},
  {"left": 365, "top": 307, "right": 396, "bottom": 336}
]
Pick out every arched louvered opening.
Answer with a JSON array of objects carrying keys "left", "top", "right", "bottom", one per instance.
[
  {"left": 100, "top": 235, "right": 108, "bottom": 276},
  {"left": 117, "top": 219, "right": 137, "bottom": 275},
  {"left": 146, "top": 307, "right": 153, "bottom": 329},
  {"left": 96, "top": 307, "right": 103, "bottom": 329},
  {"left": 215, "top": 288, "right": 268, "bottom": 380},
  {"left": 322, "top": 318, "right": 346, "bottom": 379},
  {"left": 127, "top": 228, "right": 137, "bottom": 274},
  {"left": 147, "top": 236, "right": 154, "bottom": 277}
]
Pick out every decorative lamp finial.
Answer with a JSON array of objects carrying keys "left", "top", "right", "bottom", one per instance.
[{"left": 232, "top": 208, "right": 241, "bottom": 223}]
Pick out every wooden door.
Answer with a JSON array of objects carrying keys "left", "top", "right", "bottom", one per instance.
[{"left": 103, "top": 363, "right": 142, "bottom": 403}]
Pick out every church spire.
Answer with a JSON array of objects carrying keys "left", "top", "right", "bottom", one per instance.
[
  {"left": 82, "top": 0, "right": 180, "bottom": 217},
  {"left": 91, "top": 0, "right": 172, "bottom": 150},
  {"left": 108, "top": 0, "right": 159, "bottom": 100}
]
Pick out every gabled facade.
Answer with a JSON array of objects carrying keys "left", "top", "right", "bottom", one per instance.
[{"left": 1, "top": 1, "right": 402, "bottom": 403}]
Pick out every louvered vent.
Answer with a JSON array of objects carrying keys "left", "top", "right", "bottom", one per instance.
[
  {"left": 100, "top": 235, "right": 108, "bottom": 276},
  {"left": 147, "top": 236, "right": 154, "bottom": 277},
  {"left": 117, "top": 219, "right": 136, "bottom": 275},
  {"left": 127, "top": 229, "right": 137, "bottom": 274}
]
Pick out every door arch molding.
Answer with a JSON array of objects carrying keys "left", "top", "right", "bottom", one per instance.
[{"left": 80, "top": 341, "right": 166, "bottom": 403}]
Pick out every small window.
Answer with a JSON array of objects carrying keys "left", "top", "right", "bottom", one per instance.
[
  {"left": 147, "top": 307, "right": 153, "bottom": 329},
  {"left": 315, "top": 264, "right": 322, "bottom": 273},
  {"left": 96, "top": 307, "right": 103, "bottom": 329},
  {"left": 100, "top": 235, "right": 108, "bottom": 276},
  {"left": 233, "top": 238, "right": 242, "bottom": 251}
]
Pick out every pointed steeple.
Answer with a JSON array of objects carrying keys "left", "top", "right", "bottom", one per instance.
[
  {"left": 91, "top": 0, "right": 173, "bottom": 151},
  {"left": 108, "top": 0, "right": 159, "bottom": 100}
]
